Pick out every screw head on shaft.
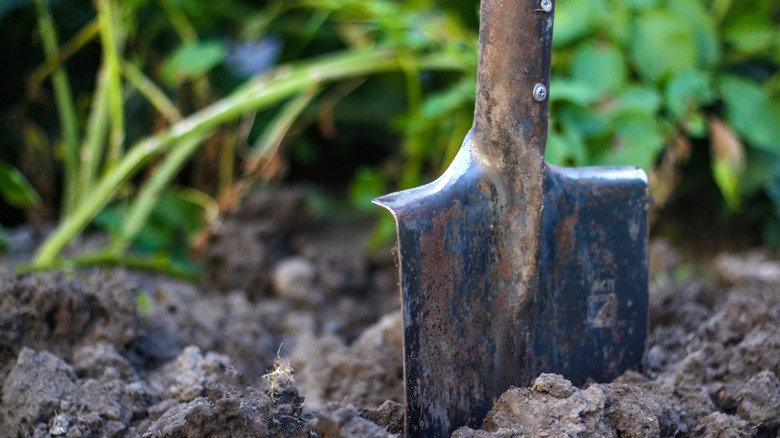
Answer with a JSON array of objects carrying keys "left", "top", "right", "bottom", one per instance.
[{"left": 533, "top": 84, "right": 548, "bottom": 102}]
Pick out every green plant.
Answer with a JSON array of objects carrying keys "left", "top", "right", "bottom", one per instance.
[
  {"left": 9, "top": 0, "right": 780, "bottom": 274},
  {"left": 0, "top": 161, "right": 41, "bottom": 251},
  {"left": 20, "top": 0, "right": 471, "bottom": 274},
  {"left": 546, "top": 0, "right": 780, "bottom": 214}
]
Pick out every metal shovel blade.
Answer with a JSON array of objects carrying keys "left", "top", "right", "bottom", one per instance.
[
  {"left": 535, "top": 165, "right": 647, "bottom": 383},
  {"left": 374, "top": 1, "right": 648, "bottom": 437}
]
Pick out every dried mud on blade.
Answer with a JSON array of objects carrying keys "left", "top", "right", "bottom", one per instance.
[{"left": 374, "top": 1, "right": 648, "bottom": 437}]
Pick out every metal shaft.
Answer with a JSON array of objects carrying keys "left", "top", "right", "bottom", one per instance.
[
  {"left": 473, "top": 0, "right": 554, "bottom": 162},
  {"left": 466, "top": 0, "right": 556, "bottom": 405}
]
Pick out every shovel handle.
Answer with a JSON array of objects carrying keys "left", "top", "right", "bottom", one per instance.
[{"left": 473, "top": 0, "right": 554, "bottom": 162}]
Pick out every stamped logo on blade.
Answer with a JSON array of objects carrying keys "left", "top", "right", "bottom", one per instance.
[{"left": 588, "top": 292, "right": 618, "bottom": 328}]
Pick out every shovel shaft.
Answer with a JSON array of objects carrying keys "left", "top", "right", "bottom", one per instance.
[
  {"left": 375, "top": 1, "right": 648, "bottom": 436},
  {"left": 375, "top": 1, "right": 562, "bottom": 436},
  {"left": 473, "top": 0, "right": 554, "bottom": 164}
]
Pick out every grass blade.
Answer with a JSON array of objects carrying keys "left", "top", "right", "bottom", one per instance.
[
  {"left": 97, "top": 0, "right": 125, "bottom": 170},
  {"left": 33, "top": 0, "right": 79, "bottom": 215},
  {"left": 109, "top": 132, "right": 207, "bottom": 255},
  {"left": 28, "top": 18, "right": 100, "bottom": 98},
  {"left": 77, "top": 66, "right": 110, "bottom": 203},
  {"left": 32, "top": 49, "right": 468, "bottom": 267},
  {"left": 122, "top": 60, "right": 182, "bottom": 123}
]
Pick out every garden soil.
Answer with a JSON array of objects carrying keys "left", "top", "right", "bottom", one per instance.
[{"left": 1, "top": 188, "right": 779, "bottom": 437}]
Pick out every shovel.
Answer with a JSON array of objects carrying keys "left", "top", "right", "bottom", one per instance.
[{"left": 373, "top": 0, "right": 648, "bottom": 436}]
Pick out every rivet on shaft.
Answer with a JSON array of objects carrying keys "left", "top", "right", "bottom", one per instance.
[
  {"left": 540, "top": 0, "right": 552, "bottom": 12},
  {"left": 533, "top": 84, "right": 548, "bottom": 102}
]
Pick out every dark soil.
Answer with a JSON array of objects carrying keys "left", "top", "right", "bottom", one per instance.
[{"left": 1, "top": 188, "right": 779, "bottom": 437}]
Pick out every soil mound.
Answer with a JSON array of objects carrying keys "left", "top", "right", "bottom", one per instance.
[{"left": 0, "top": 191, "right": 778, "bottom": 437}]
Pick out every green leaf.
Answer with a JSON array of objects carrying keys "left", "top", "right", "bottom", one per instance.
[
  {"left": 668, "top": 0, "right": 721, "bottom": 67},
  {"left": 162, "top": 40, "right": 227, "bottom": 85},
  {"left": 546, "top": 124, "right": 587, "bottom": 166},
  {"left": 571, "top": 42, "right": 626, "bottom": 97},
  {"left": 665, "top": 70, "right": 714, "bottom": 119},
  {"left": 419, "top": 76, "right": 475, "bottom": 120},
  {"left": 623, "top": 0, "right": 662, "bottom": 11},
  {"left": 681, "top": 111, "right": 708, "bottom": 138},
  {"left": 764, "top": 165, "right": 780, "bottom": 219},
  {"left": 136, "top": 290, "right": 154, "bottom": 313},
  {"left": 592, "top": 1, "right": 631, "bottom": 44},
  {"left": 719, "top": 75, "right": 780, "bottom": 154},
  {"left": 137, "top": 190, "right": 204, "bottom": 253},
  {"left": 742, "top": 149, "right": 780, "bottom": 196},
  {"left": 604, "top": 113, "right": 665, "bottom": 169},
  {"left": 0, "top": 225, "right": 9, "bottom": 252},
  {"left": 553, "top": 0, "right": 596, "bottom": 47},
  {"left": 0, "top": 161, "right": 40, "bottom": 208},
  {"left": 724, "top": 10, "right": 777, "bottom": 55},
  {"left": 0, "top": 0, "right": 29, "bottom": 19},
  {"left": 709, "top": 118, "right": 745, "bottom": 211},
  {"left": 613, "top": 86, "right": 661, "bottom": 117},
  {"left": 349, "top": 168, "right": 387, "bottom": 212},
  {"left": 152, "top": 190, "right": 203, "bottom": 234},
  {"left": 630, "top": 10, "right": 697, "bottom": 82},
  {"left": 558, "top": 105, "right": 610, "bottom": 139},
  {"left": 94, "top": 204, "right": 126, "bottom": 238},
  {"left": 96, "top": 190, "right": 205, "bottom": 255},
  {"left": 713, "top": 159, "right": 741, "bottom": 210},
  {"left": 550, "top": 78, "right": 601, "bottom": 106}
]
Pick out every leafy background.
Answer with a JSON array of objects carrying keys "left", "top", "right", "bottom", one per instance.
[{"left": 0, "top": 0, "right": 778, "bottom": 275}]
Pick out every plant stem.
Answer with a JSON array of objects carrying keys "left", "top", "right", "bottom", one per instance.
[
  {"left": 157, "top": 0, "right": 197, "bottom": 44},
  {"left": 97, "top": 0, "right": 125, "bottom": 170},
  {"left": 32, "top": 49, "right": 467, "bottom": 267},
  {"left": 398, "top": 54, "right": 424, "bottom": 190},
  {"left": 22, "top": 252, "right": 200, "bottom": 281},
  {"left": 109, "top": 132, "right": 207, "bottom": 256},
  {"left": 122, "top": 60, "right": 182, "bottom": 123},
  {"left": 223, "top": 87, "right": 320, "bottom": 206},
  {"left": 33, "top": 0, "right": 80, "bottom": 216},
  {"left": 248, "top": 87, "right": 320, "bottom": 172},
  {"left": 34, "top": 137, "right": 163, "bottom": 267},
  {"left": 77, "top": 66, "right": 110, "bottom": 203},
  {"left": 28, "top": 18, "right": 100, "bottom": 98}
]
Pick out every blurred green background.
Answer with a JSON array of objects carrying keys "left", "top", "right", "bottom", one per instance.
[{"left": 0, "top": 0, "right": 778, "bottom": 274}]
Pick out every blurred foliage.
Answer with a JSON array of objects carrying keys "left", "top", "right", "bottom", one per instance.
[
  {"left": 1, "top": 0, "right": 779, "bottom": 272},
  {"left": 1, "top": 0, "right": 474, "bottom": 272},
  {"left": 0, "top": 161, "right": 41, "bottom": 210},
  {"left": 556, "top": 0, "right": 779, "bottom": 244},
  {"left": 0, "top": 161, "right": 41, "bottom": 251},
  {"left": 545, "top": 0, "right": 779, "bottom": 210}
]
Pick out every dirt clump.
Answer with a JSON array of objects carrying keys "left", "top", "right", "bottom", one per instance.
[
  {"left": 312, "top": 403, "right": 395, "bottom": 438},
  {"left": 642, "top": 276, "right": 780, "bottom": 436},
  {"left": 144, "top": 381, "right": 307, "bottom": 438},
  {"left": 359, "top": 400, "right": 404, "bottom": 435},
  {"left": 453, "top": 373, "right": 680, "bottom": 437},
  {"left": 0, "top": 271, "right": 137, "bottom": 362},
  {"left": 136, "top": 281, "right": 278, "bottom": 379},
  {"left": 735, "top": 370, "right": 780, "bottom": 430},
  {"left": 291, "top": 310, "right": 403, "bottom": 411},
  {"left": 2, "top": 347, "right": 156, "bottom": 436},
  {"left": 692, "top": 412, "right": 754, "bottom": 437},
  {"left": 204, "top": 188, "right": 311, "bottom": 299}
]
